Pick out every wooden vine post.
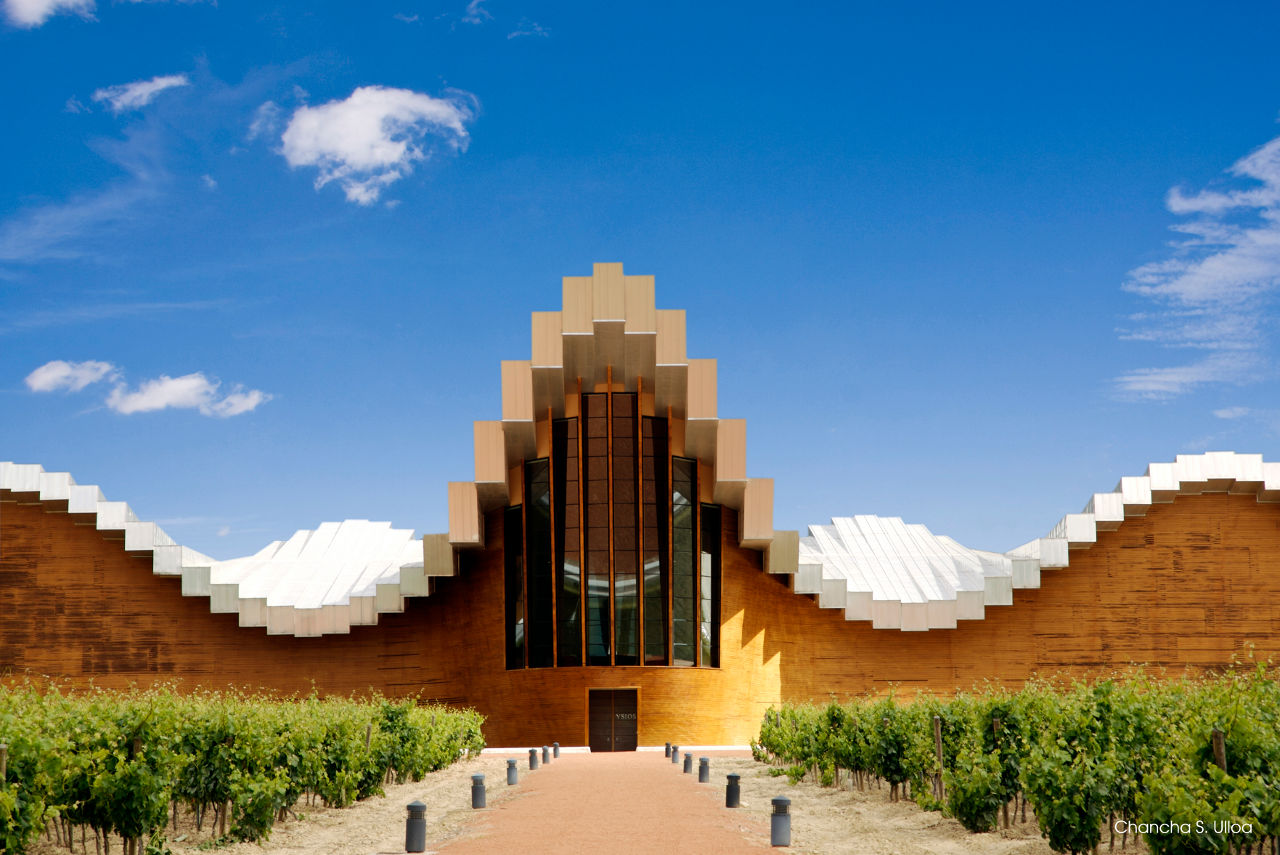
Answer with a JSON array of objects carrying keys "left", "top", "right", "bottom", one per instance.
[
  {"left": 994, "top": 717, "right": 1009, "bottom": 829},
  {"left": 1, "top": 742, "right": 8, "bottom": 783},
  {"left": 1211, "top": 728, "right": 1227, "bottom": 771},
  {"left": 932, "top": 716, "right": 944, "bottom": 801}
]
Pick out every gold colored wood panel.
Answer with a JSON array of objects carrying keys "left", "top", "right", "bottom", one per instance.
[{"left": 4, "top": 493, "right": 1279, "bottom": 748}]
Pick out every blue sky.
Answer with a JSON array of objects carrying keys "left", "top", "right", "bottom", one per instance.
[{"left": 3, "top": 1, "right": 1280, "bottom": 559}]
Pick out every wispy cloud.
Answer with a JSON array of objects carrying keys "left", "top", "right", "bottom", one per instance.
[
  {"left": 0, "top": 182, "right": 153, "bottom": 265},
  {"left": 25, "top": 360, "right": 271, "bottom": 418},
  {"left": 0, "top": 98, "right": 183, "bottom": 271},
  {"left": 278, "top": 85, "right": 476, "bottom": 205},
  {"left": 393, "top": 11, "right": 419, "bottom": 23},
  {"left": 508, "top": 18, "right": 548, "bottom": 39},
  {"left": 24, "top": 359, "right": 116, "bottom": 392},
  {"left": 461, "top": 0, "right": 490, "bottom": 25},
  {"left": 1214, "top": 406, "right": 1251, "bottom": 419},
  {"left": 0, "top": 299, "right": 224, "bottom": 334},
  {"left": 1115, "top": 352, "right": 1261, "bottom": 398},
  {"left": 1117, "top": 131, "right": 1280, "bottom": 398},
  {"left": 93, "top": 73, "right": 190, "bottom": 114},
  {"left": 247, "top": 100, "right": 281, "bottom": 140}
]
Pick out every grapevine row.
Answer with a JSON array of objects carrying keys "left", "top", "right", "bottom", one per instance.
[
  {"left": 753, "top": 664, "right": 1280, "bottom": 855},
  {"left": 0, "top": 683, "right": 486, "bottom": 855}
]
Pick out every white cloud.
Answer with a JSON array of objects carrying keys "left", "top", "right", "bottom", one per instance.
[
  {"left": 1214, "top": 406, "right": 1251, "bottom": 420},
  {"left": 206, "top": 386, "right": 268, "bottom": 417},
  {"left": 25, "top": 359, "right": 116, "bottom": 392},
  {"left": 393, "top": 11, "right": 419, "bottom": 23},
  {"left": 5, "top": 0, "right": 210, "bottom": 27},
  {"left": 461, "top": 0, "right": 490, "bottom": 24},
  {"left": 279, "top": 85, "right": 475, "bottom": 205},
  {"left": 1118, "top": 129, "right": 1280, "bottom": 398},
  {"left": 105, "top": 372, "right": 271, "bottom": 417},
  {"left": 92, "top": 74, "right": 190, "bottom": 114},
  {"left": 216, "top": 525, "right": 231, "bottom": 537},
  {"left": 201, "top": 174, "right": 217, "bottom": 190},
  {"left": 26, "top": 358, "right": 270, "bottom": 418},
  {"left": 3, "top": 0, "right": 93, "bottom": 27}
]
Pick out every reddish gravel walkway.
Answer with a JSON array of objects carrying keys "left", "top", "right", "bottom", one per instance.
[{"left": 434, "top": 750, "right": 771, "bottom": 854}]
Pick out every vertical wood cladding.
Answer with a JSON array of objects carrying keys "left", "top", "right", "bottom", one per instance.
[{"left": 3, "top": 493, "right": 1279, "bottom": 746}]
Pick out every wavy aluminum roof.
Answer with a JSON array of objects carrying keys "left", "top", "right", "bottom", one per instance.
[
  {"left": 5, "top": 451, "right": 1279, "bottom": 635},
  {"left": 794, "top": 451, "right": 1280, "bottom": 630},
  {"left": 0, "top": 462, "right": 429, "bottom": 637},
  {"left": 797, "top": 515, "right": 1038, "bottom": 630}
]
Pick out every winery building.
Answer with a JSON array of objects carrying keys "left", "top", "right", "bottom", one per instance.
[{"left": 3, "top": 263, "right": 1279, "bottom": 748}]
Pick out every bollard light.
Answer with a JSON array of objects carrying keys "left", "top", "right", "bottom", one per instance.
[
  {"left": 405, "top": 800, "right": 426, "bottom": 853},
  {"left": 771, "top": 796, "right": 791, "bottom": 847},
  {"left": 471, "top": 775, "right": 486, "bottom": 809},
  {"left": 726, "top": 774, "right": 741, "bottom": 808},
  {"left": 529, "top": 748, "right": 539, "bottom": 770},
  {"left": 506, "top": 759, "right": 518, "bottom": 786},
  {"left": 698, "top": 757, "right": 710, "bottom": 783},
  {"left": 683, "top": 752, "right": 693, "bottom": 774},
  {"left": 671, "top": 745, "right": 680, "bottom": 764},
  {"left": 542, "top": 745, "right": 550, "bottom": 764},
  {"left": 553, "top": 742, "right": 560, "bottom": 758},
  {"left": 664, "top": 741, "right": 671, "bottom": 758}
]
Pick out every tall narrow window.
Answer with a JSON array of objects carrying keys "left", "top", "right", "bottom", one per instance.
[
  {"left": 700, "top": 503, "right": 721, "bottom": 668},
  {"left": 583, "top": 393, "right": 611, "bottom": 665},
  {"left": 612, "top": 393, "right": 639, "bottom": 665},
  {"left": 641, "top": 417, "right": 669, "bottom": 665},
  {"left": 524, "top": 459, "right": 554, "bottom": 668},
  {"left": 671, "top": 457, "right": 697, "bottom": 666},
  {"left": 504, "top": 506, "right": 524, "bottom": 670},
  {"left": 553, "top": 419, "right": 582, "bottom": 667}
]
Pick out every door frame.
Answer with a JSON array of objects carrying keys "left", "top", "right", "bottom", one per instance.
[{"left": 584, "top": 686, "right": 641, "bottom": 750}]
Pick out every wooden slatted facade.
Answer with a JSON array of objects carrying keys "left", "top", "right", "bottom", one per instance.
[{"left": 4, "top": 491, "right": 1279, "bottom": 746}]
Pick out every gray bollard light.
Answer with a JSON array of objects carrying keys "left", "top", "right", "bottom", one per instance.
[
  {"left": 698, "top": 757, "right": 710, "bottom": 783},
  {"left": 542, "top": 745, "right": 550, "bottom": 764},
  {"left": 771, "top": 796, "right": 791, "bottom": 847},
  {"left": 726, "top": 774, "right": 741, "bottom": 808},
  {"left": 471, "top": 775, "right": 486, "bottom": 809},
  {"left": 506, "top": 759, "right": 518, "bottom": 786},
  {"left": 405, "top": 800, "right": 426, "bottom": 853},
  {"left": 664, "top": 741, "right": 671, "bottom": 758},
  {"left": 671, "top": 745, "right": 680, "bottom": 764},
  {"left": 529, "top": 748, "right": 539, "bottom": 770},
  {"left": 553, "top": 742, "right": 560, "bottom": 758},
  {"left": 683, "top": 752, "right": 693, "bottom": 774}
]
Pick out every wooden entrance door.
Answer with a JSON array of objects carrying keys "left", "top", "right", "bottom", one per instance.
[{"left": 588, "top": 689, "right": 638, "bottom": 752}]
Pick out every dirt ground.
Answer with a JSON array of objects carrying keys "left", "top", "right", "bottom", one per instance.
[{"left": 28, "top": 751, "right": 1150, "bottom": 855}]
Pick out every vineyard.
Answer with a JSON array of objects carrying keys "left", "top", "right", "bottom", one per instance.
[
  {"left": 0, "top": 684, "right": 485, "bottom": 855},
  {"left": 754, "top": 665, "right": 1280, "bottom": 855}
]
